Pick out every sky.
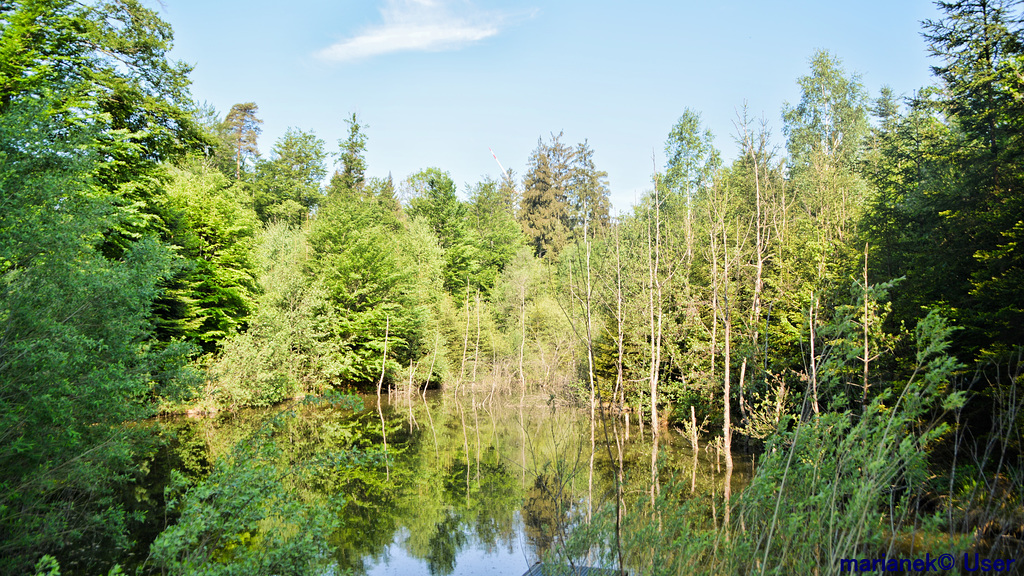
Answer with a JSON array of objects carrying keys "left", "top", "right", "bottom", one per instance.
[{"left": 160, "top": 0, "right": 944, "bottom": 213}]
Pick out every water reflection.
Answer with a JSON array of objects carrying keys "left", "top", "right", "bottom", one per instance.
[{"left": 158, "top": 391, "right": 753, "bottom": 576}]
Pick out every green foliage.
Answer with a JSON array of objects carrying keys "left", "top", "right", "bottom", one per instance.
[
  {"left": 252, "top": 128, "right": 328, "bottom": 225},
  {"left": 150, "top": 415, "right": 344, "bottom": 575},
  {"left": 208, "top": 223, "right": 324, "bottom": 407},
  {"left": 207, "top": 197, "right": 452, "bottom": 407},
  {"left": 568, "top": 140, "right": 612, "bottom": 234},
  {"left": 723, "top": 310, "right": 964, "bottom": 574},
  {"left": 406, "top": 168, "right": 479, "bottom": 297},
  {"left": 156, "top": 161, "right": 260, "bottom": 352},
  {"left": 190, "top": 101, "right": 240, "bottom": 178},
  {"left": 664, "top": 109, "right": 721, "bottom": 197},
  {"left": 583, "top": 310, "right": 967, "bottom": 576},
  {"left": 784, "top": 50, "right": 870, "bottom": 172},
  {"left": 0, "top": 100, "right": 196, "bottom": 573},
  {"left": 466, "top": 177, "right": 525, "bottom": 293},
  {"left": 223, "top": 103, "right": 263, "bottom": 180},
  {"left": 310, "top": 193, "right": 430, "bottom": 386},
  {"left": 924, "top": 0, "right": 1024, "bottom": 356},
  {"left": 328, "top": 113, "right": 368, "bottom": 196},
  {"left": 520, "top": 133, "right": 574, "bottom": 259},
  {"left": 1, "top": 0, "right": 203, "bottom": 255}
]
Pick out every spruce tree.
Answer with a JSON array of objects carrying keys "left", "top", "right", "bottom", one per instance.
[
  {"left": 519, "top": 132, "right": 573, "bottom": 259},
  {"left": 328, "top": 113, "right": 368, "bottom": 196},
  {"left": 923, "top": 0, "right": 1024, "bottom": 354}
]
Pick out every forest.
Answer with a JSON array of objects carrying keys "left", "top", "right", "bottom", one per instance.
[{"left": 1, "top": 0, "right": 1022, "bottom": 575}]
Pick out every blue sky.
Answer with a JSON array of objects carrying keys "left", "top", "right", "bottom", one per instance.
[{"left": 161, "top": 0, "right": 943, "bottom": 212}]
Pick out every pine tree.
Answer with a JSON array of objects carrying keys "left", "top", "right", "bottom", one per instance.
[{"left": 223, "top": 102, "right": 263, "bottom": 180}]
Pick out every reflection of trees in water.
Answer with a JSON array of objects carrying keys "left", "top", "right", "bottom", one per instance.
[
  {"left": 426, "top": 509, "right": 467, "bottom": 575},
  {"left": 150, "top": 393, "right": 751, "bottom": 575},
  {"left": 523, "top": 473, "right": 573, "bottom": 555}
]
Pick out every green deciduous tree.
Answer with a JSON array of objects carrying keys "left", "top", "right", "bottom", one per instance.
[
  {"left": 406, "top": 168, "right": 479, "bottom": 297},
  {"left": 784, "top": 50, "right": 870, "bottom": 250},
  {"left": 309, "top": 193, "right": 432, "bottom": 386},
  {"left": 0, "top": 101, "right": 195, "bottom": 574},
  {"left": 155, "top": 160, "right": 260, "bottom": 352},
  {"left": 253, "top": 128, "right": 328, "bottom": 225},
  {"left": 664, "top": 109, "right": 721, "bottom": 197}
]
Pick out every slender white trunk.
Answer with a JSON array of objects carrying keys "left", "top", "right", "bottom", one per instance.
[{"left": 377, "top": 315, "right": 390, "bottom": 480}]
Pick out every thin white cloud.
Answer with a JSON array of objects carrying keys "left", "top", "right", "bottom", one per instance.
[{"left": 317, "top": 0, "right": 504, "bottom": 62}]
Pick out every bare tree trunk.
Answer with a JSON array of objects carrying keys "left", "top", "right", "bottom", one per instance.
[
  {"left": 710, "top": 226, "right": 719, "bottom": 385},
  {"left": 473, "top": 290, "right": 481, "bottom": 387},
  {"left": 377, "top": 315, "right": 390, "bottom": 480},
  {"left": 648, "top": 186, "right": 662, "bottom": 437},
  {"left": 862, "top": 242, "right": 870, "bottom": 408},
  {"left": 519, "top": 281, "right": 527, "bottom": 405},
  {"left": 458, "top": 286, "right": 471, "bottom": 397},
  {"left": 422, "top": 331, "right": 439, "bottom": 397},
  {"left": 746, "top": 127, "right": 768, "bottom": 424},
  {"left": 584, "top": 215, "right": 596, "bottom": 523},
  {"left": 613, "top": 407, "right": 626, "bottom": 576},
  {"left": 720, "top": 200, "right": 735, "bottom": 533},
  {"left": 615, "top": 223, "right": 626, "bottom": 419},
  {"left": 722, "top": 225, "right": 733, "bottom": 470},
  {"left": 406, "top": 359, "right": 417, "bottom": 433},
  {"left": 810, "top": 296, "right": 820, "bottom": 416}
]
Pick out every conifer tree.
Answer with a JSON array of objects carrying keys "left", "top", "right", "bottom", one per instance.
[
  {"left": 223, "top": 102, "right": 263, "bottom": 180},
  {"left": 329, "top": 113, "right": 368, "bottom": 196},
  {"left": 519, "top": 132, "right": 574, "bottom": 259},
  {"left": 923, "top": 0, "right": 1024, "bottom": 354}
]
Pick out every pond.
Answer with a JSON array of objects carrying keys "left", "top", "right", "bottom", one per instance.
[{"left": 145, "top": 388, "right": 754, "bottom": 576}]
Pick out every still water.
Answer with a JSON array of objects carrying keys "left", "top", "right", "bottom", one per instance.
[{"left": 155, "top": 389, "right": 752, "bottom": 576}]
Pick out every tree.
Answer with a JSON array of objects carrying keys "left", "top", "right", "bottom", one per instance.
[
  {"left": 191, "top": 102, "right": 239, "bottom": 177},
  {"left": 0, "top": 2, "right": 208, "bottom": 569},
  {"left": 223, "top": 102, "right": 263, "bottom": 180},
  {"left": 0, "top": 99, "right": 195, "bottom": 575},
  {"left": 664, "top": 109, "right": 721, "bottom": 198},
  {"left": 466, "top": 177, "right": 525, "bottom": 293},
  {"left": 406, "top": 168, "right": 477, "bottom": 296},
  {"left": 156, "top": 160, "right": 261, "bottom": 352},
  {"left": 328, "top": 113, "right": 368, "bottom": 196},
  {"left": 568, "top": 140, "right": 612, "bottom": 233},
  {"left": 0, "top": 0, "right": 205, "bottom": 257},
  {"left": 308, "top": 193, "right": 429, "bottom": 386},
  {"left": 519, "top": 133, "right": 574, "bottom": 259},
  {"left": 783, "top": 50, "right": 870, "bottom": 248},
  {"left": 922, "top": 0, "right": 1024, "bottom": 355},
  {"left": 253, "top": 128, "right": 328, "bottom": 224}
]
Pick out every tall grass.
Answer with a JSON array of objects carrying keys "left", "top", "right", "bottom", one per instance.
[{"left": 565, "top": 311, "right": 1022, "bottom": 575}]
